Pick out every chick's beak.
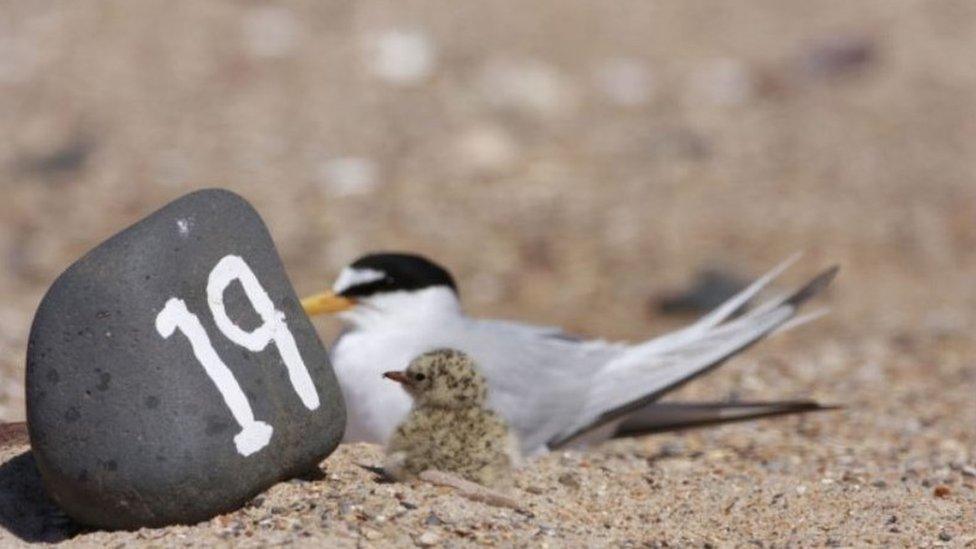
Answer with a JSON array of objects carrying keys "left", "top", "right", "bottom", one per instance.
[
  {"left": 383, "top": 371, "right": 412, "bottom": 386},
  {"left": 301, "top": 291, "right": 356, "bottom": 316}
]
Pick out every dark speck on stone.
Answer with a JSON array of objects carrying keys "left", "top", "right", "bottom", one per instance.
[
  {"left": 205, "top": 419, "right": 230, "bottom": 436},
  {"left": 96, "top": 372, "right": 111, "bottom": 391},
  {"left": 46, "top": 369, "right": 59, "bottom": 384},
  {"left": 96, "top": 311, "right": 110, "bottom": 319},
  {"left": 144, "top": 395, "right": 160, "bottom": 409},
  {"left": 64, "top": 407, "right": 80, "bottom": 422}
]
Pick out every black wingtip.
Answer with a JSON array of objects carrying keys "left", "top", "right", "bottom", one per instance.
[
  {"left": 774, "top": 400, "right": 844, "bottom": 414},
  {"left": 808, "top": 402, "right": 844, "bottom": 412},
  {"left": 608, "top": 400, "right": 843, "bottom": 440},
  {"left": 785, "top": 265, "right": 839, "bottom": 307}
]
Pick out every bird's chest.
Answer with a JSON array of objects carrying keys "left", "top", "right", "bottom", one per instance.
[
  {"left": 330, "top": 327, "right": 456, "bottom": 442},
  {"left": 400, "top": 409, "right": 493, "bottom": 469},
  {"left": 332, "top": 327, "right": 456, "bottom": 381}
]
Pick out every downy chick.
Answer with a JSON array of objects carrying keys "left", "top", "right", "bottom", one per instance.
[{"left": 383, "top": 349, "right": 517, "bottom": 487}]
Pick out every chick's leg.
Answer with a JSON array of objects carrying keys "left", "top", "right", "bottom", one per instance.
[{"left": 383, "top": 450, "right": 411, "bottom": 481}]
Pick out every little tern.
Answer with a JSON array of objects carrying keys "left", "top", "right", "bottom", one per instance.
[{"left": 301, "top": 252, "right": 837, "bottom": 455}]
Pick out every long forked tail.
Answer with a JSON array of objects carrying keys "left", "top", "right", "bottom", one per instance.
[
  {"left": 548, "top": 259, "right": 838, "bottom": 449},
  {"left": 612, "top": 399, "right": 839, "bottom": 438}
]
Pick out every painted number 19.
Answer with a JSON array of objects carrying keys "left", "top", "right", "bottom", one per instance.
[{"left": 155, "top": 255, "right": 319, "bottom": 457}]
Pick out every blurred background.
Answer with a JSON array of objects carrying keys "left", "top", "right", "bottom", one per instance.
[{"left": 0, "top": 0, "right": 973, "bottom": 463}]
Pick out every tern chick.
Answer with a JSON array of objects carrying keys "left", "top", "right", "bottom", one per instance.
[{"left": 383, "top": 349, "right": 517, "bottom": 487}]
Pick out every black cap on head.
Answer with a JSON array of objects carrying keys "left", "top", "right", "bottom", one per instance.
[{"left": 337, "top": 253, "right": 458, "bottom": 298}]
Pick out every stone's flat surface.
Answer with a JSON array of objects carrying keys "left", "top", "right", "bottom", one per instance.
[{"left": 25, "top": 189, "right": 345, "bottom": 529}]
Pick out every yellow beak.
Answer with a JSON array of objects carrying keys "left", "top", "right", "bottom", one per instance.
[{"left": 301, "top": 291, "right": 356, "bottom": 316}]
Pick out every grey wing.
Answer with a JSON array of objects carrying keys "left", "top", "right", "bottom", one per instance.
[{"left": 455, "top": 318, "right": 626, "bottom": 454}]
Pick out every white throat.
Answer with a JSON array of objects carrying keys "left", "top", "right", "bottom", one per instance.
[{"left": 338, "top": 286, "right": 462, "bottom": 330}]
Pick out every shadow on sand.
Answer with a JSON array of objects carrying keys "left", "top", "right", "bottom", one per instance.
[{"left": 0, "top": 450, "right": 81, "bottom": 543}]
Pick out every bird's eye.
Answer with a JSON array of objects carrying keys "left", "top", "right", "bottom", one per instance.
[{"left": 414, "top": 373, "right": 426, "bottom": 381}]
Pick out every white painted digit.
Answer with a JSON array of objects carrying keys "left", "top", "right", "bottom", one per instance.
[
  {"left": 206, "top": 255, "right": 320, "bottom": 411},
  {"left": 155, "top": 254, "right": 322, "bottom": 456},
  {"left": 155, "top": 298, "right": 274, "bottom": 457}
]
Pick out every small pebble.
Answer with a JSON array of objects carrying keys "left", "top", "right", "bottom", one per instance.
[
  {"left": 656, "top": 268, "right": 748, "bottom": 316},
  {"left": 939, "top": 531, "right": 952, "bottom": 542},
  {"left": 417, "top": 531, "right": 440, "bottom": 546},
  {"left": 933, "top": 485, "right": 951, "bottom": 498},
  {"left": 558, "top": 472, "right": 581, "bottom": 490},
  {"left": 242, "top": 6, "right": 301, "bottom": 58},
  {"left": 801, "top": 34, "right": 875, "bottom": 78},
  {"left": 368, "top": 29, "right": 435, "bottom": 85},
  {"left": 691, "top": 58, "right": 755, "bottom": 106},
  {"left": 361, "top": 527, "right": 383, "bottom": 540},
  {"left": 480, "top": 58, "right": 578, "bottom": 118},
  {"left": 594, "top": 57, "right": 655, "bottom": 106},
  {"left": 456, "top": 126, "right": 518, "bottom": 175},
  {"left": 317, "top": 157, "right": 380, "bottom": 197}
]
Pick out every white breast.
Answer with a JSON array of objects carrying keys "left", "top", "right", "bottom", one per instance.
[{"left": 330, "top": 328, "right": 422, "bottom": 444}]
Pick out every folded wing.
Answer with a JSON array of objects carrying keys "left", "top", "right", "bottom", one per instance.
[{"left": 549, "top": 260, "right": 838, "bottom": 449}]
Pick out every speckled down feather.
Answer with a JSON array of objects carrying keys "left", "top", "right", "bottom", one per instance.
[{"left": 384, "top": 349, "right": 517, "bottom": 487}]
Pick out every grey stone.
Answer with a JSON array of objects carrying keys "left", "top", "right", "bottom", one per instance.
[{"left": 25, "top": 188, "right": 345, "bottom": 529}]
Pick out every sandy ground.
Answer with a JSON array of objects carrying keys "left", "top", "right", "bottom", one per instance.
[{"left": 0, "top": 0, "right": 975, "bottom": 546}]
